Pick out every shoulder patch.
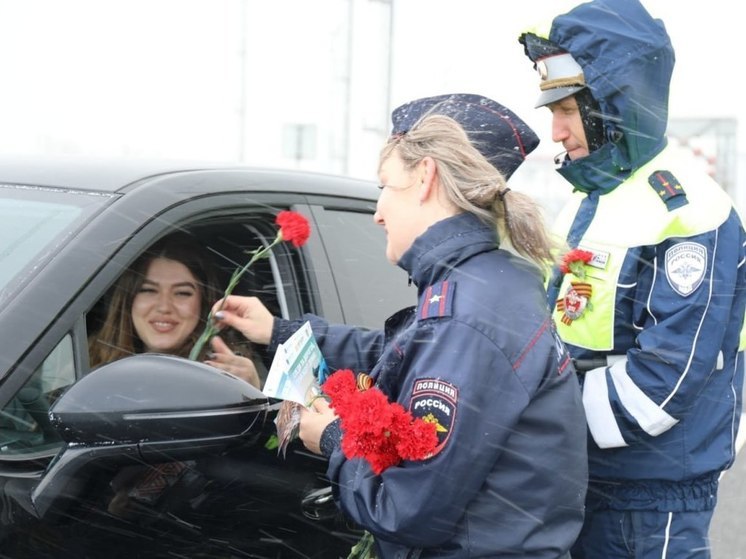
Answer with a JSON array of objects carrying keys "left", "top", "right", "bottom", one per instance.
[
  {"left": 417, "top": 280, "right": 455, "bottom": 321},
  {"left": 665, "top": 241, "right": 707, "bottom": 296},
  {"left": 648, "top": 170, "right": 688, "bottom": 211},
  {"left": 409, "top": 378, "right": 458, "bottom": 457}
]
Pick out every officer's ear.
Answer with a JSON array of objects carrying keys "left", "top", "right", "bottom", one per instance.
[{"left": 418, "top": 156, "right": 438, "bottom": 205}]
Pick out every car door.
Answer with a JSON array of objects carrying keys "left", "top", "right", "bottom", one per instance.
[
  {"left": 305, "top": 198, "right": 414, "bottom": 327},
  {"left": 0, "top": 169, "right": 411, "bottom": 557}
]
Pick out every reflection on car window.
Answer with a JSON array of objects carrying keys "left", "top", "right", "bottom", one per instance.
[
  {"left": 0, "top": 184, "right": 111, "bottom": 304},
  {"left": 0, "top": 335, "right": 75, "bottom": 455}
]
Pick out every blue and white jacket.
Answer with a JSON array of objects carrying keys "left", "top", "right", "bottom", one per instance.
[
  {"left": 542, "top": 0, "right": 746, "bottom": 511},
  {"left": 271, "top": 212, "right": 587, "bottom": 558}
]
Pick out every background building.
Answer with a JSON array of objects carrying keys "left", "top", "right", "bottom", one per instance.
[{"left": 0, "top": 0, "right": 740, "bottom": 216}]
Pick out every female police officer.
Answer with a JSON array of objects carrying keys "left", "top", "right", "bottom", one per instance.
[{"left": 213, "top": 94, "right": 588, "bottom": 558}]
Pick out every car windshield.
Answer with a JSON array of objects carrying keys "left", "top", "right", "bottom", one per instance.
[{"left": 0, "top": 184, "right": 113, "bottom": 304}]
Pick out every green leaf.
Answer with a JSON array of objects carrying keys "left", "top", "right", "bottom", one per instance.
[
  {"left": 568, "top": 261, "right": 587, "bottom": 279},
  {"left": 264, "top": 434, "right": 279, "bottom": 450}
]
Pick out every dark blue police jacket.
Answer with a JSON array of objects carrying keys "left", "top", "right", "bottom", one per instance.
[{"left": 271, "top": 212, "right": 588, "bottom": 558}]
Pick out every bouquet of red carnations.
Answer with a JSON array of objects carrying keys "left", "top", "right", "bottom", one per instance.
[
  {"left": 322, "top": 370, "right": 439, "bottom": 558},
  {"left": 322, "top": 369, "right": 438, "bottom": 474}
]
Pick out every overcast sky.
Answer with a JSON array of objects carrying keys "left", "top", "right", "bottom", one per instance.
[{"left": 0, "top": 0, "right": 738, "bottom": 195}]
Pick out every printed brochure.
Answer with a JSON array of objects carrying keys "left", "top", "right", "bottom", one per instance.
[{"left": 262, "top": 321, "right": 328, "bottom": 454}]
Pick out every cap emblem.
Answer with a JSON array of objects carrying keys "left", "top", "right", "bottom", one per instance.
[
  {"left": 537, "top": 60, "right": 549, "bottom": 81},
  {"left": 536, "top": 52, "right": 585, "bottom": 91}
]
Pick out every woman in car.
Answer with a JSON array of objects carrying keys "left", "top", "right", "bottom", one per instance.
[
  {"left": 211, "top": 94, "right": 588, "bottom": 558},
  {"left": 89, "top": 232, "right": 261, "bottom": 387},
  {"left": 88, "top": 233, "right": 263, "bottom": 520}
]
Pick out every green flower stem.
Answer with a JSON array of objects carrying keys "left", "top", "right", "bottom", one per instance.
[
  {"left": 188, "top": 234, "right": 282, "bottom": 361},
  {"left": 347, "top": 531, "right": 376, "bottom": 559}
]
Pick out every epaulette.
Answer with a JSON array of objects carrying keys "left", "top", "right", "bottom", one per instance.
[
  {"left": 648, "top": 170, "right": 688, "bottom": 211},
  {"left": 417, "top": 280, "right": 456, "bottom": 321}
]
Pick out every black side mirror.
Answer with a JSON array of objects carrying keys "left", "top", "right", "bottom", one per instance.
[{"left": 27, "top": 354, "right": 270, "bottom": 518}]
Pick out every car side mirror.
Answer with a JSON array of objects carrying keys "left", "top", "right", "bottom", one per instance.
[{"left": 28, "top": 353, "right": 270, "bottom": 518}]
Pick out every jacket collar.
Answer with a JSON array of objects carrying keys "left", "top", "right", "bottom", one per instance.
[{"left": 397, "top": 212, "right": 498, "bottom": 289}]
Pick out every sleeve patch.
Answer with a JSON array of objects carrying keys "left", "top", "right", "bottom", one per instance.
[
  {"left": 409, "top": 378, "right": 458, "bottom": 457},
  {"left": 665, "top": 242, "right": 707, "bottom": 297},
  {"left": 417, "top": 280, "right": 455, "bottom": 321},
  {"left": 648, "top": 170, "right": 688, "bottom": 211}
]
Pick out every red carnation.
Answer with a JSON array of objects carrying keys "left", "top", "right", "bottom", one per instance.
[
  {"left": 189, "top": 209, "right": 312, "bottom": 360},
  {"left": 275, "top": 210, "right": 311, "bottom": 248},
  {"left": 322, "top": 369, "right": 438, "bottom": 475},
  {"left": 559, "top": 248, "right": 594, "bottom": 278}
]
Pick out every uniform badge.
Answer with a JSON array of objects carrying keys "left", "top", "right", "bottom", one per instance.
[
  {"left": 418, "top": 280, "right": 455, "bottom": 320},
  {"left": 586, "top": 249, "right": 609, "bottom": 270},
  {"left": 665, "top": 242, "right": 707, "bottom": 296},
  {"left": 409, "top": 378, "right": 457, "bottom": 456},
  {"left": 648, "top": 170, "right": 688, "bottom": 211},
  {"left": 555, "top": 282, "right": 593, "bottom": 325}
]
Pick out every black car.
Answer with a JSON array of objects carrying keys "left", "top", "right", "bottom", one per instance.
[{"left": 0, "top": 157, "right": 414, "bottom": 558}]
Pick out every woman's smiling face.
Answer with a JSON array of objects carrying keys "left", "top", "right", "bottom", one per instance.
[{"left": 131, "top": 257, "right": 202, "bottom": 353}]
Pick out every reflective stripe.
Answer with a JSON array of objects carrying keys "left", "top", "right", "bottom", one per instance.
[
  {"left": 738, "top": 253, "right": 746, "bottom": 351},
  {"left": 661, "top": 512, "right": 673, "bottom": 559},
  {"left": 582, "top": 366, "right": 627, "bottom": 448},
  {"left": 608, "top": 359, "right": 679, "bottom": 437},
  {"left": 660, "top": 230, "right": 718, "bottom": 407},
  {"left": 646, "top": 256, "right": 659, "bottom": 325},
  {"left": 583, "top": 360, "right": 679, "bottom": 448}
]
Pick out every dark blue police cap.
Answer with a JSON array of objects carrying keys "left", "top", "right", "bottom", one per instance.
[{"left": 390, "top": 93, "right": 540, "bottom": 179}]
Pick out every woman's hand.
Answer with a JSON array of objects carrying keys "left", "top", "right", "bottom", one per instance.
[
  {"left": 212, "top": 296, "right": 274, "bottom": 345},
  {"left": 299, "top": 398, "right": 337, "bottom": 455},
  {"left": 204, "top": 335, "right": 261, "bottom": 388}
]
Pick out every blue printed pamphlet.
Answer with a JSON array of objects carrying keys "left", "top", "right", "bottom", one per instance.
[
  {"left": 262, "top": 321, "right": 327, "bottom": 405},
  {"left": 262, "top": 322, "right": 328, "bottom": 455}
]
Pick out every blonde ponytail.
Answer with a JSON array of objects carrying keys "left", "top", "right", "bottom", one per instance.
[{"left": 383, "top": 115, "right": 557, "bottom": 270}]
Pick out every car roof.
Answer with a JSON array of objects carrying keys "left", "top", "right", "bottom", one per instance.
[{"left": 0, "top": 154, "right": 376, "bottom": 195}]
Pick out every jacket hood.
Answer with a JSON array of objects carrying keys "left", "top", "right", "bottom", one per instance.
[{"left": 548, "top": 0, "right": 675, "bottom": 193}]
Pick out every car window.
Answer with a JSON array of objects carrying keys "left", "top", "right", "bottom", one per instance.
[
  {"left": 0, "top": 335, "right": 73, "bottom": 455},
  {"left": 313, "top": 208, "right": 414, "bottom": 328},
  {"left": 85, "top": 215, "right": 287, "bottom": 382},
  {"left": 196, "top": 219, "right": 288, "bottom": 319},
  {"left": 0, "top": 184, "right": 112, "bottom": 305},
  {"left": 0, "top": 203, "right": 403, "bottom": 458}
]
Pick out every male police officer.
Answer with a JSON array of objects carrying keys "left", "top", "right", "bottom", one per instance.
[{"left": 520, "top": 1, "right": 746, "bottom": 557}]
